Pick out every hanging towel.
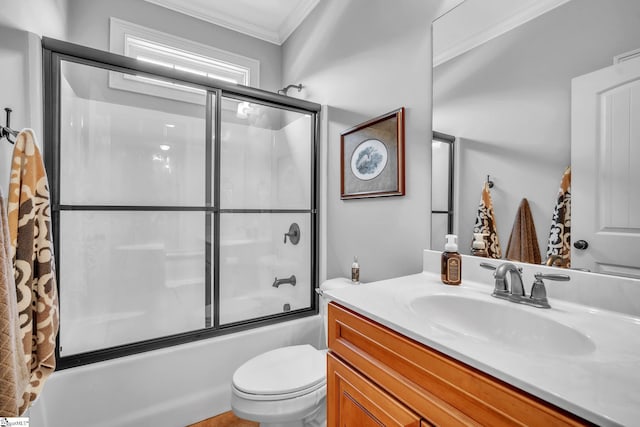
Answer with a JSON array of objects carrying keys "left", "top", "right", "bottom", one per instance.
[
  {"left": 0, "top": 187, "right": 29, "bottom": 416},
  {"left": 545, "top": 167, "right": 571, "bottom": 268},
  {"left": 505, "top": 198, "right": 541, "bottom": 264},
  {"left": 7, "top": 129, "right": 59, "bottom": 414},
  {"left": 473, "top": 181, "right": 502, "bottom": 258}
]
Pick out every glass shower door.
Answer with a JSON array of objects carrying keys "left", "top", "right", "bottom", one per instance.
[
  {"left": 57, "top": 60, "right": 212, "bottom": 355},
  {"left": 218, "top": 98, "right": 313, "bottom": 324},
  {"left": 45, "top": 37, "right": 320, "bottom": 367}
]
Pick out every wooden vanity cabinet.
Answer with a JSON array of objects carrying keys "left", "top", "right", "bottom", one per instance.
[
  {"left": 327, "top": 302, "right": 591, "bottom": 426},
  {"left": 328, "top": 354, "right": 424, "bottom": 426}
]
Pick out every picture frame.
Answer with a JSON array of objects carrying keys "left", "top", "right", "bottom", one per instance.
[{"left": 340, "top": 107, "right": 405, "bottom": 199}]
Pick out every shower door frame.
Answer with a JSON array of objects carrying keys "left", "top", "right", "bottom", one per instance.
[
  {"left": 43, "top": 37, "right": 321, "bottom": 369},
  {"left": 432, "top": 131, "right": 456, "bottom": 234}
]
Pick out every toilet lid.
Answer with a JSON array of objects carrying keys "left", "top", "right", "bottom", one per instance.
[{"left": 233, "top": 345, "right": 326, "bottom": 396}]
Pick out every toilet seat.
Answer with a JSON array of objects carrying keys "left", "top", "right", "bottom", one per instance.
[
  {"left": 232, "top": 380, "right": 325, "bottom": 402},
  {"left": 232, "top": 345, "right": 326, "bottom": 401}
]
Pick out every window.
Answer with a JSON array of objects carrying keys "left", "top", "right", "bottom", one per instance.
[
  {"left": 43, "top": 37, "right": 319, "bottom": 368},
  {"left": 109, "top": 18, "right": 260, "bottom": 104}
]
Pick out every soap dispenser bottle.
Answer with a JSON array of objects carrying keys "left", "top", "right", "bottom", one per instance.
[
  {"left": 441, "top": 234, "right": 462, "bottom": 285},
  {"left": 471, "top": 233, "right": 488, "bottom": 257}
]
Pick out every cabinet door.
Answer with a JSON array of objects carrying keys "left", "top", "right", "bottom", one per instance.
[{"left": 328, "top": 353, "right": 422, "bottom": 427}]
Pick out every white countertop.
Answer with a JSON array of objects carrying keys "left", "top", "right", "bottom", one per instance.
[{"left": 324, "top": 272, "right": 640, "bottom": 427}]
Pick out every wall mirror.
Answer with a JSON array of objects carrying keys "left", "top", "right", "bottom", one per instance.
[{"left": 432, "top": 0, "right": 640, "bottom": 277}]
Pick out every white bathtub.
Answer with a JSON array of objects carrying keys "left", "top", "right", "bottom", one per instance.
[{"left": 28, "top": 315, "right": 322, "bottom": 427}]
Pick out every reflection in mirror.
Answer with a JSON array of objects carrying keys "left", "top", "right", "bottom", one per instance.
[
  {"left": 431, "top": 131, "right": 455, "bottom": 251},
  {"left": 432, "top": 0, "right": 640, "bottom": 277}
]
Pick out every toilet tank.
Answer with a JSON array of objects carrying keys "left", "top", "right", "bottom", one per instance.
[{"left": 318, "top": 278, "right": 353, "bottom": 347}]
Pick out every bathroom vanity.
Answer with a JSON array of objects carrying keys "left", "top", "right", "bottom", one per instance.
[
  {"left": 324, "top": 251, "right": 640, "bottom": 426},
  {"left": 327, "top": 303, "right": 586, "bottom": 426}
]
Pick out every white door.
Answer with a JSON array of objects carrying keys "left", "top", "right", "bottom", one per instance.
[{"left": 572, "top": 56, "right": 640, "bottom": 277}]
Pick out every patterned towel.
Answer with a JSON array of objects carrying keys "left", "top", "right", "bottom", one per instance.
[
  {"left": 505, "top": 198, "right": 541, "bottom": 264},
  {"left": 545, "top": 166, "right": 571, "bottom": 268},
  {"left": 0, "top": 188, "right": 29, "bottom": 416},
  {"left": 7, "top": 129, "right": 59, "bottom": 414},
  {"left": 473, "top": 181, "right": 502, "bottom": 258}
]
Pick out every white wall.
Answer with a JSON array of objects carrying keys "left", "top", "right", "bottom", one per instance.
[
  {"left": 433, "top": 0, "right": 640, "bottom": 257},
  {"left": 282, "top": 0, "right": 456, "bottom": 283},
  {"left": 0, "top": 0, "right": 67, "bottom": 39},
  {"left": 0, "top": 0, "right": 66, "bottom": 196},
  {"left": 65, "top": 0, "right": 283, "bottom": 93},
  {"left": 0, "top": 27, "right": 44, "bottom": 197}
]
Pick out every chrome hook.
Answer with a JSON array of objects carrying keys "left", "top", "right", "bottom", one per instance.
[{"left": 1, "top": 108, "right": 17, "bottom": 144}]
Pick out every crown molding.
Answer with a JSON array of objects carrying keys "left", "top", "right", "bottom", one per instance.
[
  {"left": 144, "top": 0, "right": 319, "bottom": 45},
  {"left": 279, "top": 0, "right": 320, "bottom": 43},
  {"left": 434, "top": 0, "right": 571, "bottom": 67}
]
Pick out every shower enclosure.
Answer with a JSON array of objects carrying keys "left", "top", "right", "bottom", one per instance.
[{"left": 43, "top": 38, "right": 320, "bottom": 368}]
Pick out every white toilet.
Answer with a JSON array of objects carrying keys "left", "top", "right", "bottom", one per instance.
[{"left": 230, "top": 278, "right": 352, "bottom": 427}]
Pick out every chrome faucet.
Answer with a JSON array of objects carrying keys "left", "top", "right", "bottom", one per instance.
[
  {"left": 481, "top": 262, "right": 524, "bottom": 299},
  {"left": 480, "top": 262, "right": 570, "bottom": 308}
]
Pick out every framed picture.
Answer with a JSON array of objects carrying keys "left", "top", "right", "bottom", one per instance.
[{"left": 340, "top": 107, "right": 405, "bottom": 199}]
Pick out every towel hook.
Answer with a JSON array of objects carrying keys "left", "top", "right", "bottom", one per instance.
[
  {"left": 1, "top": 107, "right": 17, "bottom": 144},
  {"left": 486, "top": 175, "right": 494, "bottom": 189}
]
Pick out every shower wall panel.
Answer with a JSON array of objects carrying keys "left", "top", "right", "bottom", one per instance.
[{"left": 48, "top": 45, "right": 318, "bottom": 365}]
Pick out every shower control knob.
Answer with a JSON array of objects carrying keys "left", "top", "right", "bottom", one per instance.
[
  {"left": 573, "top": 240, "right": 589, "bottom": 250},
  {"left": 283, "top": 223, "right": 300, "bottom": 245}
]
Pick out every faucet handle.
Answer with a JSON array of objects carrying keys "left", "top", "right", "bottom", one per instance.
[
  {"left": 530, "top": 273, "right": 570, "bottom": 309},
  {"left": 535, "top": 273, "right": 571, "bottom": 282},
  {"left": 479, "top": 262, "right": 497, "bottom": 271}
]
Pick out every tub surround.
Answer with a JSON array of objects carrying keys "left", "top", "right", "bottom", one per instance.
[{"left": 323, "top": 250, "right": 640, "bottom": 426}]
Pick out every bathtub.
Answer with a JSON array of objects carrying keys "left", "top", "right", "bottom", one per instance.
[{"left": 28, "top": 315, "right": 322, "bottom": 427}]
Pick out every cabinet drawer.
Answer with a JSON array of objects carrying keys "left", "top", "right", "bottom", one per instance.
[
  {"left": 328, "top": 353, "right": 422, "bottom": 426},
  {"left": 328, "top": 302, "right": 590, "bottom": 426}
]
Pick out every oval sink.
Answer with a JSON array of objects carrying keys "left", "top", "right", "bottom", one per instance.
[{"left": 409, "top": 294, "right": 595, "bottom": 356}]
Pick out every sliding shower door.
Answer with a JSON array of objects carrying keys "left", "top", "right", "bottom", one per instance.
[
  {"left": 218, "top": 99, "right": 313, "bottom": 324},
  {"left": 44, "top": 38, "right": 320, "bottom": 367},
  {"left": 57, "top": 60, "right": 213, "bottom": 356}
]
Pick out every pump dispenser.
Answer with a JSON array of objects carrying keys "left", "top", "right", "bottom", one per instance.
[
  {"left": 471, "top": 233, "right": 488, "bottom": 257},
  {"left": 441, "top": 234, "right": 462, "bottom": 285}
]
